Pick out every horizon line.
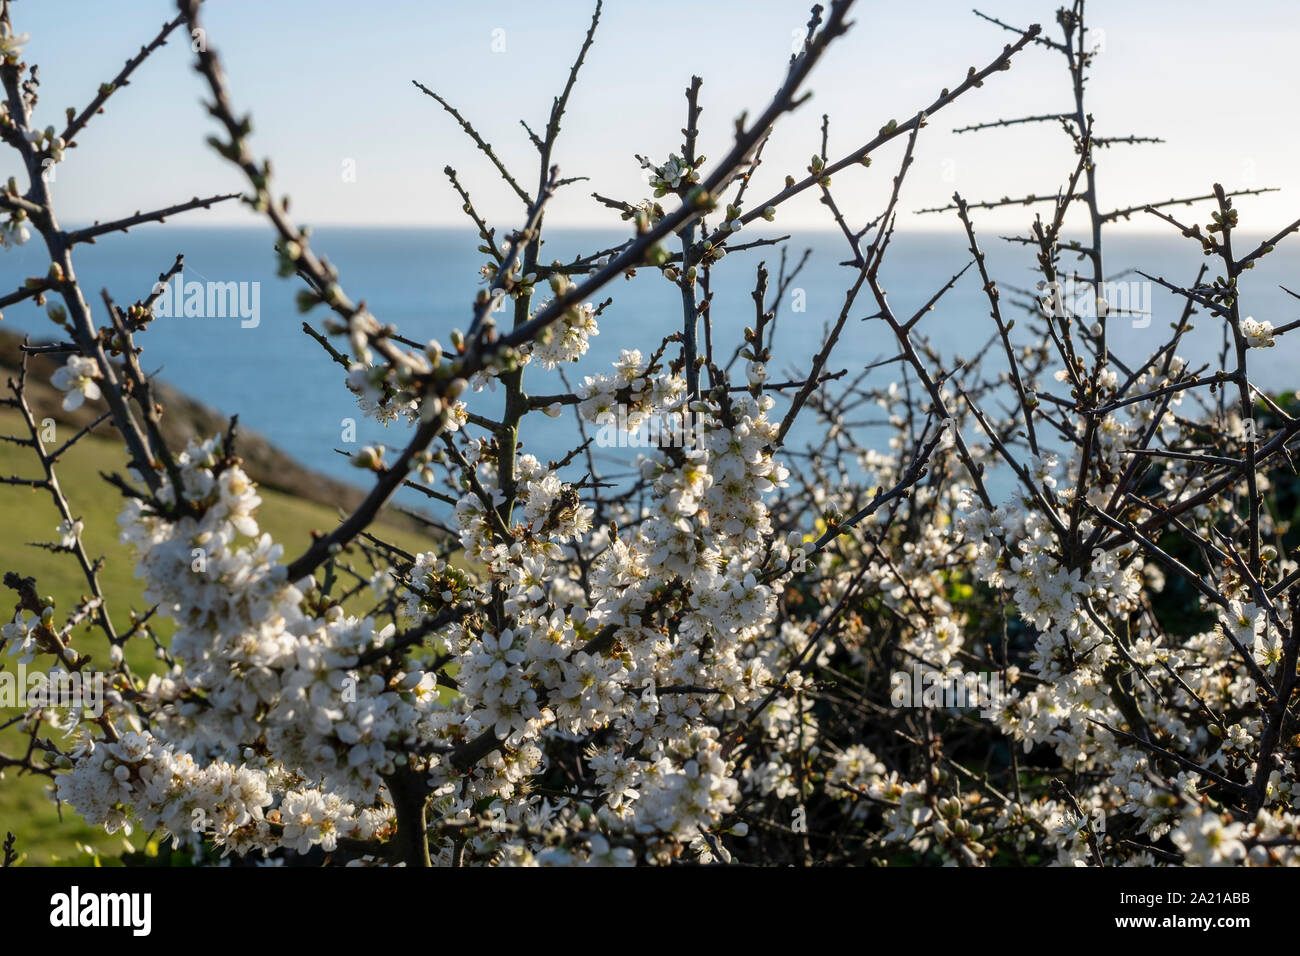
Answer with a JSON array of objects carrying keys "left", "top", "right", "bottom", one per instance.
[{"left": 56, "top": 220, "right": 1284, "bottom": 238}]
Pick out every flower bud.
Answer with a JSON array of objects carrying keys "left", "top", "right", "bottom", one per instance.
[{"left": 351, "top": 445, "right": 386, "bottom": 470}]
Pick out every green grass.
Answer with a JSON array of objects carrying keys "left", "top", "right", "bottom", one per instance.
[{"left": 0, "top": 408, "right": 439, "bottom": 865}]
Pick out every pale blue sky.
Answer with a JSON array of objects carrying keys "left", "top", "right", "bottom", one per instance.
[{"left": 5, "top": 0, "right": 1299, "bottom": 234}]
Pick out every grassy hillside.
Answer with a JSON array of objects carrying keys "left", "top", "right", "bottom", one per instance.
[{"left": 0, "top": 406, "right": 439, "bottom": 865}]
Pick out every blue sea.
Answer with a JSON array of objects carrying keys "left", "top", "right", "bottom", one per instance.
[{"left": 3, "top": 226, "right": 1297, "bottom": 512}]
